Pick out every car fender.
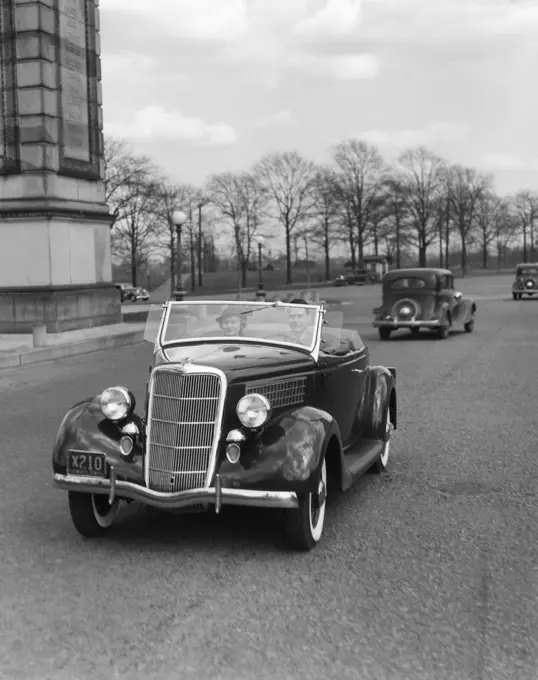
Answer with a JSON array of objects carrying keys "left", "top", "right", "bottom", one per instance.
[
  {"left": 462, "top": 297, "right": 476, "bottom": 322},
  {"left": 362, "top": 366, "right": 397, "bottom": 439},
  {"left": 434, "top": 301, "right": 452, "bottom": 324},
  {"left": 52, "top": 396, "right": 145, "bottom": 484},
  {"left": 218, "top": 405, "right": 344, "bottom": 495}
]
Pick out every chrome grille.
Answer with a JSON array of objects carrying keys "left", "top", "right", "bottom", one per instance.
[
  {"left": 146, "top": 367, "right": 223, "bottom": 492},
  {"left": 246, "top": 377, "right": 306, "bottom": 408}
]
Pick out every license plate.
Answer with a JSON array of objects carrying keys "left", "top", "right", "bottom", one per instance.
[{"left": 67, "top": 451, "right": 107, "bottom": 477}]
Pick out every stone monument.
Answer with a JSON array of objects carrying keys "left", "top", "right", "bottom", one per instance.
[{"left": 0, "top": 0, "right": 121, "bottom": 333}]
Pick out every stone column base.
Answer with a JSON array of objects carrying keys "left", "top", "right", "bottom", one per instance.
[{"left": 0, "top": 283, "right": 122, "bottom": 333}]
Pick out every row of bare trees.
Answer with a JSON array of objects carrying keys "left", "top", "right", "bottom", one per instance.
[{"left": 105, "top": 136, "right": 538, "bottom": 288}]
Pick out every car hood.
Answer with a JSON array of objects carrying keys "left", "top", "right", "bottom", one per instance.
[{"left": 158, "top": 342, "right": 315, "bottom": 384}]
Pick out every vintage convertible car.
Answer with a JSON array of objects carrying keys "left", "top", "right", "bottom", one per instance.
[
  {"left": 52, "top": 300, "right": 397, "bottom": 551},
  {"left": 512, "top": 263, "right": 538, "bottom": 299},
  {"left": 372, "top": 268, "right": 476, "bottom": 340}
]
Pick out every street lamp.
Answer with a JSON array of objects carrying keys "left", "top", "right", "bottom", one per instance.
[
  {"left": 172, "top": 210, "right": 187, "bottom": 301},
  {"left": 255, "top": 236, "right": 266, "bottom": 300}
]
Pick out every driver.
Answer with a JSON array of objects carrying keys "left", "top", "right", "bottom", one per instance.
[
  {"left": 287, "top": 299, "right": 314, "bottom": 345},
  {"left": 216, "top": 307, "right": 247, "bottom": 337}
]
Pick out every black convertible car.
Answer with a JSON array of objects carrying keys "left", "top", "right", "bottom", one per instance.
[{"left": 52, "top": 300, "right": 397, "bottom": 551}]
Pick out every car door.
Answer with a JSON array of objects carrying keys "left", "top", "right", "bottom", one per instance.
[
  {"left": 437, "top": 275, "right": 456, "bottom": 320},
  {"left": 314, "top": 323, "right": 369, "bottom": 449}
]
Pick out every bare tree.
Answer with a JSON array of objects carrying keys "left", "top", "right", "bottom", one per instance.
[
  {"left": 207, "top": 171, "right": 265, "bottom": 287},
  {"left": 153, "top": 181, "right": 196, "bottom": 295},
  {"left": 103, "top": 136, "right": 155, "bottom": 228},
  {"left": 332, "top": 140, "right": 386, "bottom": 267},
  {"left": 391, "top": 146, "right": 446, "bottom": 267},
  {"left": 111, "top": 173, "right": 163, "bottom": 286},
  {"left": 255, "top": 151, "right": 316, "bottom": 284},
  {"left": 309, "top": 166, "right": 342, "bottom": 280},
  {"left": 494, "top": 200, "right": 518, "bottom": 269},
  {"left": 447, "top": 165, "right": 491, "bottom": 275},
  {"left": 512, "top": 190, "right": 538, "bottom": 262},
  {"left": 476, "top": 189, "right": 505, "bottom": 268}
]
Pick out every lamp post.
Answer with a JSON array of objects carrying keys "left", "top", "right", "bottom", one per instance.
[
  {"left": 172, "top": 209, "right": 187, "bottom": 301},
  {"left": 256, "top": 236, "right": 266, "bottom": 300}
]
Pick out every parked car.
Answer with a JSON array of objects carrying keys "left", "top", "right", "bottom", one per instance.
[
  {"left": 332, "top": 274, "right": 350, "bottom": 287},
  {"left": 133, "top": 286, "right": 150, "bottom": 301},
  {"left": 114, "top": 283, "right": 137, "bottom": 302},
  {"left": 512, "top": 263, "right": 538, "bottom": 299},
  {"left": 52, "top": 299, "right": 397, "bottom": 551},
  {"left": 373, "top": 267, "right": 476, "bottom": 340}
]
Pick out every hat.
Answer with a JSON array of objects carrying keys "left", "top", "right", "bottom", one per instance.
[{"left": 216, "top": 306, "right": 247, "bottom": 323}]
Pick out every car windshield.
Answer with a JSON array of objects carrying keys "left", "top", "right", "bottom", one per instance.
[
  {"left": 389, "top": 277, "right": 427, "bottom": 290},
  {"left": 146, "top": 301, "right": 323, "bottom": 352},
  {"left": 518, "top": 267, "right": 538, "bottom": 276}
]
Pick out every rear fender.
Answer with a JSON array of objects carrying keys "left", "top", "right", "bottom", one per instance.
[
  {"left": 434, "top": 301, "right": 451, "bottom": 324},
  {"left": 363, "top": 366, "right": 397, "bottom": 439},
  {"left": 52, "top": 396, "right": 145, "bottom": 484},
  {"left": 218, "top": 406, "right": 345, "bottom": 494}
]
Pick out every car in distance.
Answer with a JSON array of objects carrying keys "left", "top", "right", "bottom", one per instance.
[
  {"left": 52, "top": 300, "right": 397, "bottom": 551},
  {"left": 114, "top": 282, "right": 137, "bottom": 302},
  {"left": 133, "top": 286, "right": 150, "bottom": 302},
  {"left": 373, "top": 268, "right": 476, "bottom": 340},
  {"left": 512, "top": 263, "right": 538, "bottom": 300}
]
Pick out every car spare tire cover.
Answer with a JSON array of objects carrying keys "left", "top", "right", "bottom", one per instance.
[{"left": 392, "top": 298, "right": 421, "bottom": 320}]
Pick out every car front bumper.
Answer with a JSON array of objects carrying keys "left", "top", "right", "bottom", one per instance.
[
  {"left": 53, "top": 472, "right": 299, "bottom": 513},
  {"left": 373, "top": 319, "right": 441, "bottom": 328}
]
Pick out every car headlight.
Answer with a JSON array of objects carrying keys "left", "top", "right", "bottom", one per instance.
[
  {"left": 236, "top": 393, "right": 270, "bottom": 429},
  {"left": 100, "top": 386, "right": 133, "bottom": 421}
]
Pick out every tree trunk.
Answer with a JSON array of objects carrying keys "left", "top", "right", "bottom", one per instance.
[
  {"left": 197, "top": 204, "right": 203, "bottom": 287},
  {"left": 523, "top": 224, "right": 528, "bottom": 262},
  {"left": 130, "top": 228, "right": 137, "bottom": 286},
  {"left": 444, "top": 205, "right": 450, "bottom": 269},
  {"left": 460, "top": 231, "right": 467, "bottom": 276},
  {"left": 357, "top": 225, "right": 364, "bottom": 269},
  {"left": 286, "top": 228, "right": 293, "bottom": 284},
  {"left": 169, "top": 228, "right": 176, "bottom": 296},
  {"left": 348, "top": 219, "right": 356, "bottom": 269},
  {"left": 190, "top": 230, "right": 196, "bottom": 292},
  {"left": 438, "top": 217, "right": 443, "bottom": 268},
  {"left": 241, "top": 261, "right": 248, "bottom": 288},
  {"left": 395, "top": 214, "right": 401, "bottom": 269},
  {"left": 481, "top": 230, "right": 488, "bottom": 269},
  {"left": 418, "top": 228, "right": 427, "bottom": 267},
  {"left": 324, "top": 217, "right": 330, "bottom": 280}
]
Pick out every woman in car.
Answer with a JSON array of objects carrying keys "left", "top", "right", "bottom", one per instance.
[{"left": 216, "top": 307, "right": 247, "bottom": 337}]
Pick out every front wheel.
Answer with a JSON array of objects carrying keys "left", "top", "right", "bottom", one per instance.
[
  {"left": 284, "top": 457, "right": 327, "bottom": 551},
  {"left": 68, "top": 492, "right": 120, "bottom": 537},
  {"left": 378, "top": 328, "right": 392, "bottom": 341},
  {"left": 464, "top": 315, "right": 475, "bottom": 333},
  {"left": 512, "top": 292, "right": 517, "bottom": 300},
  {"left": 370, "top": 414, "right": 393, "bottom": 474}
]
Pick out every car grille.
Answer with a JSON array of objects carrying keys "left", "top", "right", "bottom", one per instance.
[
  {"left": 246, "top": 377, "right": 306, "bottom": 408},
  {"left": 146, "top": 366, "right": 224, "bottom": 492}
]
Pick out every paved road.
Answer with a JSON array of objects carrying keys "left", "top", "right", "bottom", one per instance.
[{"left": 1, "top": 276, "right": 537, "bottom": 680}]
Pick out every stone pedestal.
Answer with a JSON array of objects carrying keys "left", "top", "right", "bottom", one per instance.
[{"left": 0, "top": 0, "right": 121, "bottom": 332}]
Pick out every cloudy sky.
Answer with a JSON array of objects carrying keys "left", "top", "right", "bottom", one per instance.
[{"left": 101, "top": 0, "right": 538, "bottom": 196}]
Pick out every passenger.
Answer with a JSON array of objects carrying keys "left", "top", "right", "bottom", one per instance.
[{"left": 216, "top": 307, "right": 247, "bottom": 337}]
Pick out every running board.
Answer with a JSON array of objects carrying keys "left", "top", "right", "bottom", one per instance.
[{"left": 342, "top": 439, "right": 385, "bottom": 490}]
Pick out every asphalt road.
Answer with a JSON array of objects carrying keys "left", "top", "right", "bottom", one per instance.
[{"left": 0, "top": 276, "right": 537, "bottom": 680}]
